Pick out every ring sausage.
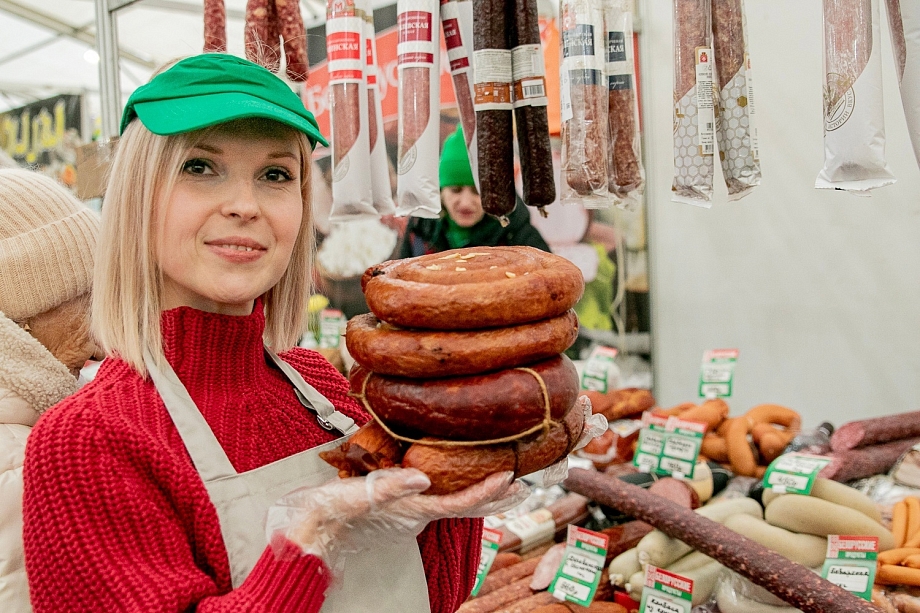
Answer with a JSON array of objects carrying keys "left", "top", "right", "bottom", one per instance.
[{"left": 345, "top": 310, "right": 578, "bottom": 378}]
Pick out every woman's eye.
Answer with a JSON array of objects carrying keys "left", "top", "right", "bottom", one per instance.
[
  {"left": 182, "top": 159, "right": 213, "bottom": 175},
  {"left": 264, "top": 167, "right": 294, "bottom": 182}
]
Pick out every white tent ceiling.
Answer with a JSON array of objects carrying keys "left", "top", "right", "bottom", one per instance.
[{"left": 0, "top": 0, "right": 392, "bottom": 112}]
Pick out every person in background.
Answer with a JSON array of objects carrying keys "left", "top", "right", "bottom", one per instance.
[
  {"left": 22, "top": 54, "right": 524, "bottom": 613},
  {"left": 398, "top": 126, "right": 550, "bottom": 257},
  {"left": 0, "top": 168, "right": 100, "bottom": 611}
]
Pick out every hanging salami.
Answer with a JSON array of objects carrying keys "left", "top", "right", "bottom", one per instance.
[
  {"left": 244, "top": 0, "right": 281, "bottom": 72},
  {"left": 327, "top": 0, "right": 376, "bottom": 219},
  {"left": 441, "top": 0, "right": 480, "bottom": 191},
  {"left": 395, "top": 0, "right": 443, "bottom": 218},
  {"left": 364, "top": 5, "right": 396, "bottom": 215},
  {"left": 886, "top": 0, "right": 920, "bottom": 169},
  {"left": 711, "top": 0, "right": 761, "bottom": 200},
  {"left": 816, "top": 0, "right": 896, "bottom": 193},
  {"left": 276, "top": 0, "right": 309, "bottom": 81},
  {"left": 671, "top": 0, "right": 715, "bottom": 207},
  {"left": 204, "top": 0, "right": 227, "bottom": 53}
]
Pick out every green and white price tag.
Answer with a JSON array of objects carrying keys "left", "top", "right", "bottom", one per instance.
[
  {"left": 639, "top": 565, "right": 694, "bottom": 613},
  {"left": 763, "top": 453, "right": 832, "bottom": 495},
  {"left": 633, "top": 412, "right": 706, "bottom": 480},
  {"left": 821, "top": 535, "right": 878, "bottom": 601},
  {"left": 549, "top": 525, "right": 609, "bottom": 607},
  {"left": 471, "top": 528, "right": 503, "bottom": 597},
  {"left": 318, "top": 308, "right": 346, "bottom": 349},
  {"left": 699, "top": 349, "right": 739, "bottom": 398},
  {"left": 581, "top": 346, "right": 619, "bottom": 393}
]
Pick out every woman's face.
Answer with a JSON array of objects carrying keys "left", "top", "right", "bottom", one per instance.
[
  {"left": 441, "top": 185, "right": 484, "bottom": 228},
  {"left": 157, "top": 123, "right": 303, "bottom": 315}
]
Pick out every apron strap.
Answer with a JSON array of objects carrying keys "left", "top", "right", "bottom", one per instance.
[
  {"left": 264, "top": 349, "right": 359, "bottom": 436},
  {"left": 144, "top": 351, "right": 238, "bottom": 481}
]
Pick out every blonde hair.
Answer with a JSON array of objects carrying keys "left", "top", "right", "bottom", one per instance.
[{"left": 92, "top": 119, "right": 314, "bottom": 377}]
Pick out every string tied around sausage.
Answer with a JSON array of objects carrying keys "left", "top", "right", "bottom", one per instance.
[{"left": 351, "top": 367, "right": 555, "bottom": 447}]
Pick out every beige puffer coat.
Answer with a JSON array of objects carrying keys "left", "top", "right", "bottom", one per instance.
[{"left": 0, "top": 313, "right": 76, "bottom": 612}]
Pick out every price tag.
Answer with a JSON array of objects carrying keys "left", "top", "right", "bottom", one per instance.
[
  {"left": 821, "top": 535, "right": 878, "bottom": 601},
  {"left": 505, "top": 508, "right": 555, "bottom": 553},
  {"left": 698, "top": 349, "right": 739, "bottom": 398},
  {"left": 763, "top": 453, "right": 832, "bottom": 495},
  {"left": 318, "top": 308, "right": 346, "bottom": 349},
  {"left": 639, "top": 565, "right": 694, "bottom": 613},
  {"left": 471, "top": 528, "right": 503, "bottom": 596},
  {"left": 549, "top": 525, "right": 609, "bottom": 607},
  {"left": 633, "top": 412, "right": 705, "bottom": 479},
  {"left": 581, "top": 346, "right": 619, "bottom": 393}
]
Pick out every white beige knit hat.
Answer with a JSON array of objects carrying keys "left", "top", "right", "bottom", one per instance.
[{"left": 0, "top": 169, "right": 100, "bottom": 321}]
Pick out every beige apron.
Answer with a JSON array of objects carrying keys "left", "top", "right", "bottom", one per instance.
[{"left": 145, "top": 349, "right": 432, "bottom": 612}]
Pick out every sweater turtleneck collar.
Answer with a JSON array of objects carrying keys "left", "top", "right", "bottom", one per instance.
[{"left": 160, "top": 300, "right": 269, "bottom": 389}]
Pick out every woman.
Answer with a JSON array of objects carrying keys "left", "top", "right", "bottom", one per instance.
[
  {"left": 0, "top": 168, "right": 100, "bottom": 611},
  {"left": 399, "top": 126, "right": 550, "bottom": 257},
  {"left": 22, "top": 54, "right": 522, "bottom": 612}
]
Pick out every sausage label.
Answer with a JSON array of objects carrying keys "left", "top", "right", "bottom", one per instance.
[
  {"left": 473, "top": 49, "right": 514, "bottom": 110},
  {"left": 504, "top": 508, "right": 555, "bottom": 552},
  {"left": 606, "top": 28, "right": 633, "bottom": 91},
  {"left": 694, "top": 48, "right": 715, "bottom": 156},
  {"left": 698, "top": 348, "right": 738, "bottom": 398},
  {"left": 439, "top": 0, "right": 479, "bottom": 188},
  {"left": 511, "top": 44, "right": 548, "bottom": 108},
  {"left": 821, "top": 535, "right": 878, "bottom": 601},
  {"left": 549, "top": 525, "right": 609, "bottom": 607},
  {"left": 634, "top": 412, "right": 704, "bottom": 480},
  {"left": 470, "top": 528, "right": 503, "bottom": 596},
  {"left": 398, "top": 10, "right": 435, "bottom": 65},
  {"left": 763, "top": 452, "right": 831, "bottom": 495},
  {"left": 639, "top": 566, "right": 693, "bottom": 613}
]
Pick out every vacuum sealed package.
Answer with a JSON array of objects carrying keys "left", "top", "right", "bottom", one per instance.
[
  {"left": 711, "top": 0, "right": 761, "bottom": 200},
  {"left": 364, "top": 5, "right": 395, "bottom": 215},
  {"left": 886, "top": 0, "right": 920, "bottom": 169},
  {"left": 395, "top": 0, "right": 442, "bottom": 218},
  {"left": 440, "top": 0, "right": 480, "bottom": 190},
  {"left": 327, "top": 0, "right": 375, "bottom": 220},
  {"left": 473, "top": 0, "right": 517, "bottom": 221},
  {"left": 672, "top": 0, "right": 716, "bottom": 207},
  {"left": 560, "top": 0, "right": 610, "bottom": 208},
  {"left": 604, "top": 0, "right": 644, "bottom": 209},
  {"left": 816, "top": 0, "right": 896, "bottom": 193}
]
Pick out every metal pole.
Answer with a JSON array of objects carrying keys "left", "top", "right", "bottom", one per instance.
[{"left": 95, "top": 0, "right": 121, "bottom": 140}]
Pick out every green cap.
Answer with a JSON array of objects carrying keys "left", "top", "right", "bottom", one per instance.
[
  {"left": 439, "top": 126, "right": 476, "bottom": 189},
  {"left": 120, "top": 54, "right": 328, "bottom": 148}
]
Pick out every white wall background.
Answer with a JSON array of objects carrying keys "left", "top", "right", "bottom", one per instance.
[{"left": 640, "top": 0, "right": 920, "bottom": 426}]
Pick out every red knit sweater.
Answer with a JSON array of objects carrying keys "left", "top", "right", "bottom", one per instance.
[{"left": 23, "top": 303, "right": 482, "bottom": 612}]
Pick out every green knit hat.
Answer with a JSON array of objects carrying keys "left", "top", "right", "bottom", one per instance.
[{"left": 439, "top": 126, "right": 475, "bottom": 189}]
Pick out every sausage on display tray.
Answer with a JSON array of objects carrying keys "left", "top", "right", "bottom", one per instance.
[
  {"left": 711, "top": 0, "right": 761, "bottom": 199},
  {"left": 559, "top": 0, "right": 609, "bottom": 207},
  {"left": 671, "top": 0, "right": 715, "bottom": 206},
  {"left": 244, "top": 0, "right": 281, "bottom": 71},
  {"left": 822, "top": 436, "right": 920, "bottom": 483},
  {"left": 204, "top": 0, "right": 227, "bottom": 52},
  {"left": 511, "top": 0, "right": 555, "bottom": 213},
  {"left": 473, "top": 0, "right": 517, "bottom": 221},
  {"left": 563, "top": 468, "right": 884, "bottom": 613},
  {"left": 815, "top": 0, "right": 895, "bottom": 192},
  {"left": 831, "top": 410, "right": 920, "bottom": 451}
]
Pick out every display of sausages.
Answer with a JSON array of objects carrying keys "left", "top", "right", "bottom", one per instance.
[
  {"left": 473, "top": 0, "right": 517, "bottom": 220},
  {"left": 563, "top": 469, "right": 883, "bottom": 613},
  {"left": 821, "top": 436, "right": 920, "bottom": 483},
  {"left": 395, "top": 0, "right": 443, "bottom": 218},
  {"left": 364, "top": 4, "right": 396, "bottom": 215},
  {"left": 244, "top": 0, "right": 281, "bottom": 71},
  {"left": 831, "top": 410, "right": 920, "bottom": 451},
  {"left": 275, "top": 0, "right": 309, "bottom": 81},
  {"left": 816, "top": 0, "right": 896, "bottom": 192},
  {"left": 711, "top": 0, "right": 761, "bottom": 199},
  {"left": 327, "top": 0, "right": 376, "bottom": 219},
  {"left": 560, "top": 0, "right": 610, "bottom": 207},
  {"left": 604, "top": 0, "right": 644, "bottom": 208},
  {"left": 492, "top": 493, "right": 591, "bottom": 553},
  {"left": 511, "top": 0, "right": 555, "bottom": 212},
  {"left": 886, "top": 0, "right": 920, "bottom": 170},
  {"left": 204, "top": 0, "right": 227, "bottom": 53},
  {"left": 671, "top": 0, "right": 715, "bottom": 206},
  {"left": 441, "top": 0, "right": 480, "bottom": 190}
]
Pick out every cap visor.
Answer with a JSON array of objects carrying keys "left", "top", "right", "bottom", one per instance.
[{"left": 134, "top": 92, "right": 328, "bottom": 148}]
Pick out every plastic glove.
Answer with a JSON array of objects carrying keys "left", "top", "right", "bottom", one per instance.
[
  {"left": 533, "top": 395, "right": 609, "bottom": 487},
  {"left": 265, "top": 467, "right": 432, "bottom": 563}
]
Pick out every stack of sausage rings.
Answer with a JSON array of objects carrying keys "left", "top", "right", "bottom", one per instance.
[{"left": 320, "top": 246, "right": 588, "bottom": 494}]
